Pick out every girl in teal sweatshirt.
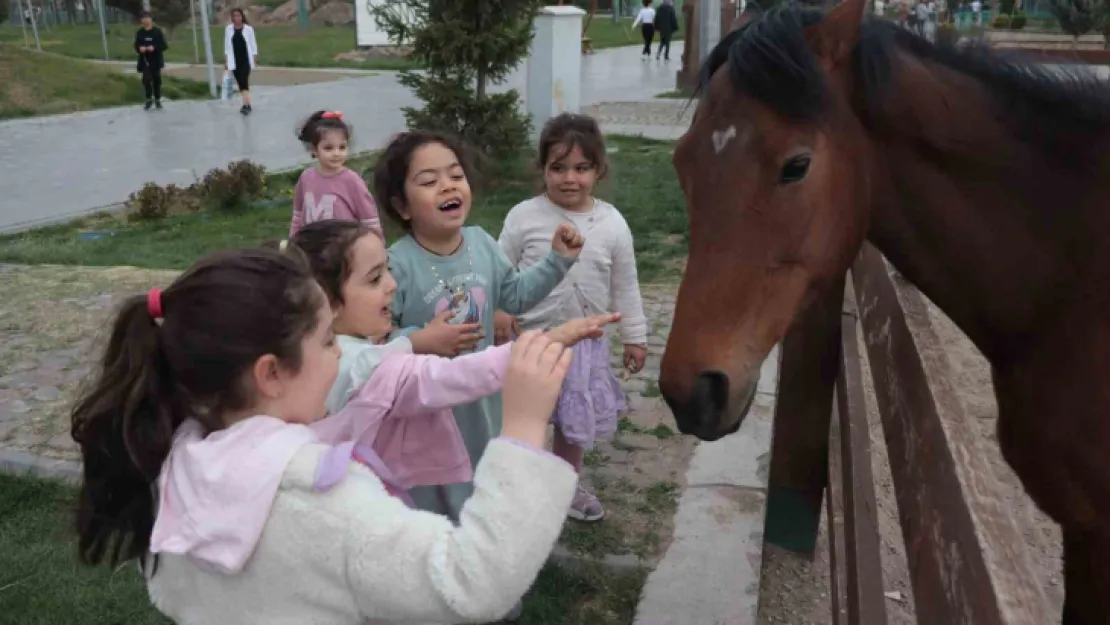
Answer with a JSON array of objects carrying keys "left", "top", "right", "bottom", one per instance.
[{"left": 373, "top": 131, "right": 585, "bottom": 523}]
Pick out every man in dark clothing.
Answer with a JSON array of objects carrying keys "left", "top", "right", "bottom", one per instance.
[
  {"left": 655, "top": 0, "right": 680, "bottom": 62},
  {"left": 134, "top": 11, "right": 169, "bottom": 110}
]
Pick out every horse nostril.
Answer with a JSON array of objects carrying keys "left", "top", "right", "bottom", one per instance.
[{"left": 691, "top": 370, "right": 729, "bottom": 430}]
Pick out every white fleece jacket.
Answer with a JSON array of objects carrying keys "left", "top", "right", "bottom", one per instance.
[{"left": 146, "top": 438, "right": 576, "bottom": 624}]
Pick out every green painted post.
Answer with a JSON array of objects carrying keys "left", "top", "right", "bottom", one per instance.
[{"left": 298, "top": 0, "right": 308, "bottom": 30}]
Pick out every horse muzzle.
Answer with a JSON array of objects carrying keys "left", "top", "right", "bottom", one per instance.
[{"left": 662, "top": 369, "right": 760, "bottom": 441}]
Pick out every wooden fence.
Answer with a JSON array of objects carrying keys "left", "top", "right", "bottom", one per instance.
[{"left": 763, "top": 243, "right": 1054, "bottom": 624}]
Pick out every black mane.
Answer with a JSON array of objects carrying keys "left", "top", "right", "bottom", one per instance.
[{"left": 700, "top": 6, "right": 1110, "bottom": 140}]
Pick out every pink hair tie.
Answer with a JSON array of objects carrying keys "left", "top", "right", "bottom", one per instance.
[
  {"left": 322, "top": 110, "right": 342, "bottom": 120},
  {"left": 147, "top": 288, "right": 164, "bottom": 320}
]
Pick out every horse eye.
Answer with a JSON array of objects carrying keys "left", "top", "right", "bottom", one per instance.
[{"left": 780, "top": 155, "right": 811, "bottom": 184}]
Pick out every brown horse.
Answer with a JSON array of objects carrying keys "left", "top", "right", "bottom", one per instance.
[{"left": 659, "top": 0, "right": 1110, "bottom": 622}]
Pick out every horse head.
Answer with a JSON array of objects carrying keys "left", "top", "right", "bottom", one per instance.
[{"left": 660, "top": 0, "right": 874, "bottom": 440}]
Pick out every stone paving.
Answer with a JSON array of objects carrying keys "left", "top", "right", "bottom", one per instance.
[{"left": 0, "top": 43, "right": 688, "bottom": 233}]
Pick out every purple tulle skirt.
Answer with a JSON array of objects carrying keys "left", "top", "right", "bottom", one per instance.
[{"left": 551, "top": 335, "right": 625, "bottom": 448}]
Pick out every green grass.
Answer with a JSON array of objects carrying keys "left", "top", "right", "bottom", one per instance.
[
  {"left": 0, "top": 43, "right": 208, "bottom": 119},
  {"left": 0, "top": 23, "right": 416, "bottom": 70},
  {"left": 586, "top": 17, "right": 684, "bottom": 50},
  {"left": 655, "top": 89, "right": 694, "bottom": 99},
  {"left": 0, "top": 471, "right": 644, "bottom": 625},
  {"left": 0, "top": 16, "right": 675, "bottom": 72},
  {"left": 0, "top": 136, "right": 689, "bottom": 283}
]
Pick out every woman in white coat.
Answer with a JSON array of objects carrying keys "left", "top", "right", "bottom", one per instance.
[{"left": 224, "top": 8, "right": 258, "bottom": 115}]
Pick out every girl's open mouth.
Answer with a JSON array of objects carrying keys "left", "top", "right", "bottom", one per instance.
[{"left": 439, "top": 199, "right": 462, "bottom": 213}]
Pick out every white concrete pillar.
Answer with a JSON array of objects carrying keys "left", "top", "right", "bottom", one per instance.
[
  {"left": 699, "top": 0, "right": 721, "bottom": 63},
  {"left": 527, "top": 6, "right": 586, "bottom": 134}
]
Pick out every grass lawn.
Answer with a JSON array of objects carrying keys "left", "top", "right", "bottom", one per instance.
[
  {"left": 587, "top": 16, "right": 684, "bottom": 50},
  {"left": 0, "top": 136, "right": 688, "bottom": 283},
  {"left": 0, "top": 23, "right": 415, "bottom": 71},
  {"left": 0, "top": 470, "right": 646, "bottom": 625},
  {"left": 0, "top": 17, "right": 675, "bottom": 72},
  {"left": 0, "top": 44, "right": 208, "bottom": 119}
]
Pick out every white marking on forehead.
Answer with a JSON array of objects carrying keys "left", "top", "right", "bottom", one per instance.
[{"left": 711, "top": 125, "right": 738, "bottom": 155}]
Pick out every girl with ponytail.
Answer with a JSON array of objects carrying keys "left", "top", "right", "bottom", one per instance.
[{"left": 70, "top": 246, "right": 600, "bottom": 624}]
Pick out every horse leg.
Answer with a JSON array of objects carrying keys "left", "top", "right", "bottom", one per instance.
[{"left": 1062, "top": 528, "right": 1110, "bottom": 625}]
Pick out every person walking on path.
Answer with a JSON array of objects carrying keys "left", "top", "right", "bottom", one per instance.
[
  {"left": 631, "top": 0, "right": 657, "bottom": 60},
  {"left": 224, "top": 8, "right": 258, "bottom": 115},
  {"left": 654, "top": 0, "right": 679, "bottom": 62},
  {"left": 134, "top": 11, "right": 168, "bottom": 111}
]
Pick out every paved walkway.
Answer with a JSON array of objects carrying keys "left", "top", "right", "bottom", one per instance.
[{"left": 0, "top": 44, "right": 687, "bottom": 233}]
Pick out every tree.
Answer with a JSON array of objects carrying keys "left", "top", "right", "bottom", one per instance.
[
  {"left": 372, "top": 0, "right": 545, "bottom": 157},
  {"left": 1091, "top": 0, "right": 1110, "bottom": 48},
  {"left": 106, "top": 0, "right": 143, "bottom": 18},
  {"left": 1047, "top": 0, "right": 1094, "bottom": 46},
  {"left": 150, "top": 0, "right": 192, "bottom": 38}
]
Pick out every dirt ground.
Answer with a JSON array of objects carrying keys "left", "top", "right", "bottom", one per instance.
[{"left": 756, "top": 284, "right": 1064, "bottom": 624}]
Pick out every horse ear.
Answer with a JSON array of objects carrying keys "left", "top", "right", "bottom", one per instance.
[{"left": 805, "top": 0, "right": 867, "bottom": 70}]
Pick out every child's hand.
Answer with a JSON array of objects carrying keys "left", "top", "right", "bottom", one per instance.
[
  {"left": 409, "top": 310, "right": 484, "bottom": 356},
  {"left": 623, "top": 344, "right": 648, "bottom": 374},
  {"left": 493, "top": 310, "right": 520, "bottom": 346},
  {"left": 547, "top": 312, "right": 621, "bottom": 347},
  {"left": 551, "top": 224, "right": 585, "bottom": 259},
  {"left": 500, "top": 331, "right": 573, "bottom": 448}
]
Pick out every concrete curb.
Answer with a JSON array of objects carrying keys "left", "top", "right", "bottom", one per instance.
[
  {"left": 634, "top": 346, "right": 781, "bottom": 625},
  {"left": 0, "top": 446, "right": 82, "bottom": 484}
]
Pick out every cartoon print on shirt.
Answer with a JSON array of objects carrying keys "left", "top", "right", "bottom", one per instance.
[{"left": 435, "top": 286, "right": 485, "bottom": 328}]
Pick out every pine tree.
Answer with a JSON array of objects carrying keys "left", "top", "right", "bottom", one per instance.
[
  {"left": 372, "top": 0, "right": 545, "bottom": 156},
  {"left": 1048, "top": 0, "right": 1094, "bottom": 45}
]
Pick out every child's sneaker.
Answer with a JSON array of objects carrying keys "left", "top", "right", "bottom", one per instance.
[{"left": 567, "top": 483, "right": 604, "bottom": 522}]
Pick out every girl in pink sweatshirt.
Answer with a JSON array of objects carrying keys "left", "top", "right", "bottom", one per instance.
[
  {"left": 70, "top": 245, "right": 614, "bottom": 624},
  {"left": 291, "top": 219, "right": 618, "bottom": 499},
  {"left": 289, "top": 110, "right": 383, "bottom": 238}
]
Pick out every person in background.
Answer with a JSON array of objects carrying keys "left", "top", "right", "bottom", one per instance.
[
  {"left": 134, "top": 11, "right": 168, "bottom": 111},
  {"left": 631, "top": 0, "right": 656, "bottom": 60},
  {"left": 224, "top": 8, "right": 258, "bottom": 116},
  {"left": 655, "top": 0, "right": 679, "bottom": 62},
  {"left": 289, "top": 111, "right": 382, "bottom": 238}
]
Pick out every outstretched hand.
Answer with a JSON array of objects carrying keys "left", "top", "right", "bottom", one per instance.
[
  {"left": 546, "top": 312, "right": 621, "bottom": 347},
  {"left": 551, "top": 224, "right": 585, "bottom": 259}
]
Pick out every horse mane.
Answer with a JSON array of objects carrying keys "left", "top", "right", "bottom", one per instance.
[{"left": 700, "top": 6, "right": 1110, "bottom": 150}]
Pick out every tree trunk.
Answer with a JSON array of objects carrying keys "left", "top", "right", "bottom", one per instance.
[{"left": 477, "top": 69, "right": 487, "bottom": 99}]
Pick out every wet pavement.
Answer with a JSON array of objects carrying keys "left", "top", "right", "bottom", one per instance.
[{"left": 0, "top": 44, "right": 687, "bottom": 233}]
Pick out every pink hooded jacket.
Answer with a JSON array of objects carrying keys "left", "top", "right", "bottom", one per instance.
[{"left": 149, "top": 344, "right": 511, "bottom": 574}]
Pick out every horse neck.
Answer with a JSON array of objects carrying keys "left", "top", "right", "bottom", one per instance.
[{"left": 861, "top": 66, "right": 1109, "bottom": 363}]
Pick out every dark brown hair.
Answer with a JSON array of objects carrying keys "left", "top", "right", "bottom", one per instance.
[
  {"left": 296, "top": 110, "right": 351, "bottom": 152},
  {"left": 71, "top": 248, "right": 323, "bottom": 569},
  {"left": 537, "top": 113, "right": 609, "bottom": 180},
  {"left": 290, "top": 220, "right": 376, "bottom": 306},
  {"left": 231, "top": 7, "right": 248, "bottom": 24},
  {"left": 372, "top": 131, "right": 476, "bottom": 231}
]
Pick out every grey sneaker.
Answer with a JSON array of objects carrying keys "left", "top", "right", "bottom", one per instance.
[{"left": 567, "top": 483, "right": 604, "bottom": 522}]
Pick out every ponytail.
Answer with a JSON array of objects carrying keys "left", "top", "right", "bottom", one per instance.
[
  {"left": 71, "top": 294, "right": 187, "bottom": 568},
  {"left": 70, "top": 248, "right": 325, "bottom": 570}
]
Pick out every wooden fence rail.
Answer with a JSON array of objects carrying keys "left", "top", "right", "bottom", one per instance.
[{"left": 764, "top": 243, "right": 1053, "bottom": 624}]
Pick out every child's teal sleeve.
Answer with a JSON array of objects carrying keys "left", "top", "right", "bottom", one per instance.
[{"left": 484, "top": 230, "right": 576, "bottom": 315}]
